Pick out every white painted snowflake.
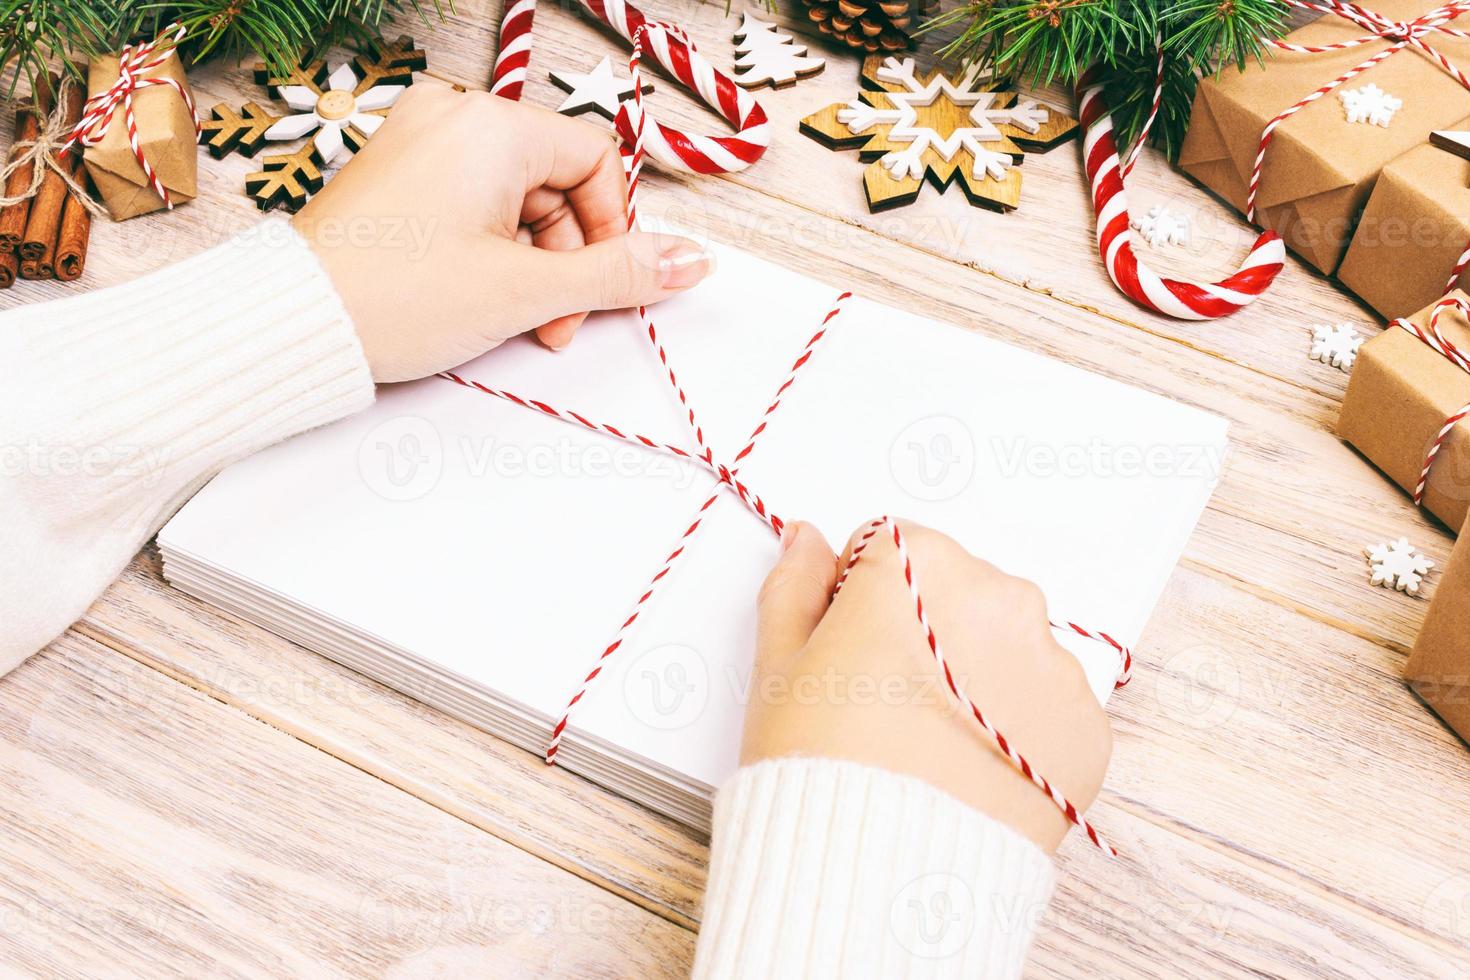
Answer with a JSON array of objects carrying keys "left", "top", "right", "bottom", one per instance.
[
  {"left": 263, "top": 62, "right": 405, "bottom": 165},
  {"left": 1339, "top": 83, "right": 1402, "bottom": 128},
  {"left": 1132, "top": 205, "right": 1190, "bottom": 248},
  {"left": 1365, "top": 538, "right": 1434, "bottom": 595},
  {"left": 837, "top": 57, "right": 1049, "bottom": 183},
  {"left": 1309, "top": 322, "right": 1364, "bottom": 371}
]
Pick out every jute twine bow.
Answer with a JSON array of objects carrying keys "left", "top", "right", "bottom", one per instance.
[{"left": 0, "top": 75, "right": 105, "bottom": 217}]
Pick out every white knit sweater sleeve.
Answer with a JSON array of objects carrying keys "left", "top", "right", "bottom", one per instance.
[
  {"left": 693, "top": 757, "right": 1056, "bottom": 980},
  {"left": 0, "top": 219, "right": 375, "bottom": 674}
]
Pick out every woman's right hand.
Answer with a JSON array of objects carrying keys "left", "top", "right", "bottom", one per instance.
[{"left": 743, "top": 519, "right": 1113, "bottom": 854}]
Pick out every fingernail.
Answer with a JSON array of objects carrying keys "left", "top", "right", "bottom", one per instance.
[
  {"left": 780, "top": 523, "right": 798, "bottom": 553},
  {"left": 658, "top": 245, "right": 715, "bottom": 289}
]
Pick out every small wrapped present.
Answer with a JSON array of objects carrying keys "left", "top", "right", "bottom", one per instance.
[
  {"left": 78, "top": 28, "right": 199, "bottom": 220},
  {"left": 1338, "top": 121, "right": 1470, "bottom": 320},
  {"left": 1406, "top": 518, "right": 1470, "bottom": 742},
  {"left": 1180, "top": 0, "right": 1470, "bottom": 275},
  {"left": 1338, "top": 290, "right": 1470, "bottom": 530}
]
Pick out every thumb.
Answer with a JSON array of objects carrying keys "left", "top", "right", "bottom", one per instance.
[
  {"left": 756, "top": 522, "right": 839, "bottom": 667},
  {"left": 522, "top": 231, "right": 715, "bottom": 322}
]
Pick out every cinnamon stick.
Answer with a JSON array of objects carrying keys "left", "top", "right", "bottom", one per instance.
[
  {"left": 20, "top": 75, "right": 83, "bottom": 266},
  {"left": 0, "top": 248, "right": 16, "bottom": 289},
  {"left": 19, "top": 258, "right": 45, "bottom": 280},
  {"left": 0, "top": 75, "right": 56, "bottom": 251},
  {"left": 55, "top": 161, "right": 93, "bottom": 282}
]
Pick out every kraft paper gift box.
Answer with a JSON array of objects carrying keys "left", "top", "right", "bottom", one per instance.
[
  {"left": 1338, "top": 125, "right": 1470, "bottom": 320},
  {"left": 1179, "top": 0, "right": 1470, "bottom": 275},
  {"left": 1406, "top": 519, "right": 1470, "bottom": 743},
  {"left": 83, "top": 53, "right": 198, "bottom": 220},
  {"left": 1338, "top": 290, "right": 1470, "bottom": 531}
]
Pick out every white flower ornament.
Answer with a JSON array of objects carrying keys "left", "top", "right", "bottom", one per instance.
[{"left": 265, "top": 62, "right": 405, "bottom": 165}]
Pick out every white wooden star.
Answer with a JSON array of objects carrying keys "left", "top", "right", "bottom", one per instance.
[{"left": 549, "top": 57, "right": 653, "bottom": 121}]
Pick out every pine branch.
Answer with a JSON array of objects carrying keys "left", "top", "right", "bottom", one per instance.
[
  {"left": 925, "top": 0, "right": 1292, "bottom": 159},
  {"left": 0, "top": 0, "right": 447, "bottom": 98}
]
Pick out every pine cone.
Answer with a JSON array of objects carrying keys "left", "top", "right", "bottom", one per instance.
[{"left": 802, "top": 0, "right": 936, "bottom": 52}]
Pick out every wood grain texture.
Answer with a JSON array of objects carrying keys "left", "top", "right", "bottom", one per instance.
[
  {"left": 3, "top": 1, "right": 1470, "bottom": 975},
  {"left": 0, "top": 633, "right": 691, "bottom": 977}
]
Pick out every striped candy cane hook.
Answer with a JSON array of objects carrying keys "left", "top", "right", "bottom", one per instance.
[
  {"left": 1077, "top": 69, "right": 1286, "bottom": 320},
  {"left": 490, "top": 0, "right": 770, "bottom": 174}
]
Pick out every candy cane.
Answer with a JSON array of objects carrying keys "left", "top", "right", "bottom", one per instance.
[
  {"left": 490, "top": 0, "right": 769, "bottom": 174},
  {"left": 1078, "top": 70, "right": 1286, "bottom": 320}
]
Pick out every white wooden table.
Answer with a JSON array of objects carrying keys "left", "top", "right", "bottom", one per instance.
[{"left": 5, "top": 4, "right": 1470, "bottom": 976}]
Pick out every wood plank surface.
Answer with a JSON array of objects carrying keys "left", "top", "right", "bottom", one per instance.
[
  {"left": 3, "top": 0, "right": 1469, "bottom": 976},
  {"left": 0, "top": 633, "right": 691, "bottom": 977}
]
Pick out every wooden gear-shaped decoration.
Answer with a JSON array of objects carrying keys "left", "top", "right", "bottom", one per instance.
[
  {"left": 800, "top": 55, "right": 1077, "bottom": 213},
  {"left": 200, "top": 36, "right": 428, "bottom": 211}
]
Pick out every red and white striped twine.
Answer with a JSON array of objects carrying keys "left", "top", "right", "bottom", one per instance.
[
  {"left": 63, "top": 22, "right": 200, "bottom": 209},
  {"left": 479, "top": 0, "right": 1129, "bottom": 853},
  {"left": 1249, "top": 1, "right": 1470, "bottom": 222},
  {"left": 1077, "top": 67, "right": 1286, "bottom": 320},
  {"left": 1392, "top": 296, "right": 1470, "bottom": 504},
  {"left": 1444, "top": 239, "right": 1470, "bottom": 297}
]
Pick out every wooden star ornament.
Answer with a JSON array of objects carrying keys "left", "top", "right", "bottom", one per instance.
[
  {"left": 799, "top": 55, "right": 1077, "bottom": 213},
  {"left": 549, "top": 57, "right": 653, "bottom": 121}
]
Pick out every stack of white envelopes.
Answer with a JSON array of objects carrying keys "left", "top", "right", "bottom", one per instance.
[{"left": 160, "top": 239, "right": 1229, "bottom": 830}]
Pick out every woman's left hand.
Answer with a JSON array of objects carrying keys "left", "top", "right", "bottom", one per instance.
[{"left": 292, "top": 84, "right": 714, "bottom": 382}]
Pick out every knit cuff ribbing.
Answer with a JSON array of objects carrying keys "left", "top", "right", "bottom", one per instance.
[
  {"left": 9, "top": 217, "right": 375, "bottom": 524},
  {"left": 693, "top": 757, "right": 1056, "bottom": 980}
]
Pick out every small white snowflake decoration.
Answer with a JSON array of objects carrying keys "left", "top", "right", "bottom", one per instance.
[
  {"left": 1365, "top": 538, "right": 1435, "bottom": 595},
  {"left": 1309, "top": 322, "right": 1364, "bottom": 371},
  {"left": 1132, "top": 205, "right": 1190, "bottom": 248},
  {"left": 1339, "top": 83, "right": 1403, "bottom": 128}
]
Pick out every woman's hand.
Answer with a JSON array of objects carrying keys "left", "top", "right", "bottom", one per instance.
[
  {"left": 745, "top": 520, "right": 1113, "bottom": 853},
  {"left": 292, "top": 84, "right": 714, "bottom": 382}
]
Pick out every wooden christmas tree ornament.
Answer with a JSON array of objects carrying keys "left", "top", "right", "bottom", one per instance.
[
  {"left": 732, "top": 14, "right": 825, "bottom": 90},
  {"left": 799, "top": 56, "right": 1077, "bottom": 213},
  {"left": 199, "top": 36, "right": 426, "bottom": 211}
]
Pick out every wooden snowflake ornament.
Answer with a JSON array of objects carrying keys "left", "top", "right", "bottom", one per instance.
[
  {"left": 732, "top": 14, "right": 825, "bottom": 90},
  {"left": 1365, "top": 538, "right": 1434, "bottom": 595},
  {"left": 549, "top": 57, "right": 654, "bottom": 120},
  {"left": 799, "top": 56, "right": 1077, "bottom": 213},
  {"left": 200, "top": 36, "right": 427, "bottom": 211}
]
